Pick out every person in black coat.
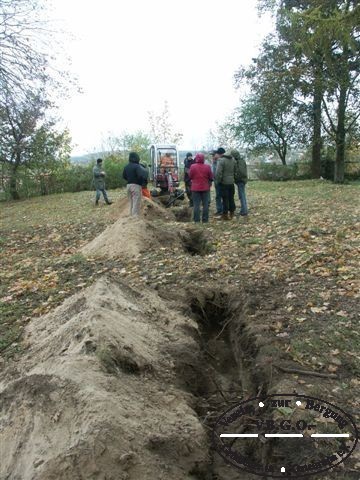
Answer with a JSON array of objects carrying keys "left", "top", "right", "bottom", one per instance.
[
  {"left": 184, "top": 152, "right": 195, "bottom": 206},
  {"left": 123, "top": 152, "right": 147, "bottom": 216}
]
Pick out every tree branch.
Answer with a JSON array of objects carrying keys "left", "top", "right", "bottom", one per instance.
[{"left": 322, "top": 99, "right": 337, "bottom": 134}]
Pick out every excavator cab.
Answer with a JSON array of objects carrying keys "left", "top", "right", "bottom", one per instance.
[
  {"left": 149, "top": 144, "right": 185, "bottom": 206},
  {"left": 149, "top": 144, "right": 179, "bottom": 192}
]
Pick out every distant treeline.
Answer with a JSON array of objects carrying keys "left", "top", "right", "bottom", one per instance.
[
  {"left": 1, "top": 148, "right": 359, "bottom": 201},
  {"left": 0, "top": 155, "right": 129, "bottom": 201}
]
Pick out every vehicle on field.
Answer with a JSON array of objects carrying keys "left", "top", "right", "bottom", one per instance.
[{"left": 149, "top": 144, "right": 184, "bottom": 206}]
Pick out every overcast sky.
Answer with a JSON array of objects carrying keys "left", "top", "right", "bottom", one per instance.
[{"left": 49, "top": 0, "right": 273, "bottom": 155}]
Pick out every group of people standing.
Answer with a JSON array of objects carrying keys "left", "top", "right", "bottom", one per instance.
[
  {"left": 93, "top": 148, "right": 248, "bottom": 222},
  {"left": 184, "top": 148, "right": 248, "bottom": 223}
]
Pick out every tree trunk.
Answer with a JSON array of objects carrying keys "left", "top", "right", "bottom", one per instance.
[
  {"left": 275, "top": 146, "right": 287, "bottom": 165},
  {"left": 9, "top": 163, "right": 20, "bottom": 200},
  {"left": 311, "top": 82, "right": 322, "bottom": 178},
  {"left": 334, "top": 41, "right": 351, "bottom": 185},
  {"left": 334, "top": 85, "right": 347, "bottom": 184},
  {"left": 280, "top": 141, "right": 287, "bottom": 165}
]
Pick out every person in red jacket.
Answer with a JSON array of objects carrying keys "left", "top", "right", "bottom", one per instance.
[{"left": 189, "top": 153, "right": 214, "bottom": 223}]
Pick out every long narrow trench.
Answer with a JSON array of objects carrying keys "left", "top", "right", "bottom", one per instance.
[{"left": 186, "top": 289, "right": 268, "bottom": 480}]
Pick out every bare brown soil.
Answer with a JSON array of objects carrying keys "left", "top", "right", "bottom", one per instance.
[{"left": 0, "top": 278, "right": 210, "bottom": 480}]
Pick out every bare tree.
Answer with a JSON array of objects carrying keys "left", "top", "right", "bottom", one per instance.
[
  {"left": 0, "top": 0, "right": 52, "bottom": 96},
  {"left": 148, "top": 101, "right": 183, "bottom": 144}
]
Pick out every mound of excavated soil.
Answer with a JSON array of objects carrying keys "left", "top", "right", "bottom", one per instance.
[
  {"left": 82, "top": 197, "right": 179, "bottom": 259},
  {"left": 81, "top": 216, "right": 181, "bottom": 259},
  {"left": 0, "top": 278, "right": 209, "bottom": 480},
  {"left": 112, "top": 197, "right": 175, "bottom": 222}
]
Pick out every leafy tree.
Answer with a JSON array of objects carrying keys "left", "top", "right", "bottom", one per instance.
[
  {"left": 315, "top": 1, "right": 359, "bottom": 182},
  {"left": 233, "top": 38, "right": 309, "bottom": 164},
  {"left": 148, "top": 101, "right": 183, "bottom": 144},
  {"left": 0, "top": 89, "right": 71, "bottom": 199},
  {"left": 206, "top": 116, "right": 243, "bottom": 150},
  {"left": 276, "top": 7, "right": 325, "bottom": 177},
  {"left": 102, "top": 130, "right": 151, "bottom": 163},
  {"left": 232, "top": 92, "right": 306, "bottom": 164},
  {"left": 257, "top": 0, "right": 360, "bottom": 182}
]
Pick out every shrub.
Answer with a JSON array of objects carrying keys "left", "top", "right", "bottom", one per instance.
[
  {"left": 56, "top": 164, "right": 93, "bottom": 192},
  {"left": 99, "top": 155, "right": 127, "bottom": 189},
  {"left": 321, "top": 148, "right": 360, "bottom": 181},
  {"left": 0, "top": 156, "right": 129, "bottom": 200}
]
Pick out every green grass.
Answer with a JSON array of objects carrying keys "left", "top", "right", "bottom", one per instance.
[{"left": 0, "top": 188, "right": 127, "bottom": 355}]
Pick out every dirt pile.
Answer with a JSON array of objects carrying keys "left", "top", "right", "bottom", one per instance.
[
  {"left": 81, "top": 216, "right": 182, "bottom": 259},
  {"left": 0, "top": 278, "right": 209, "bottom": 480},
  {"left": 81, "top": 197, "right": 180, "bottom": 259},
  {"left": 113, "top": 197, "right": 175, "bottom": 223}
]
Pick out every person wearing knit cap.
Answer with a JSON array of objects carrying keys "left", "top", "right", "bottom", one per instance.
[{"left": 188, "top": 153, "right": 214, "bottom": 223}]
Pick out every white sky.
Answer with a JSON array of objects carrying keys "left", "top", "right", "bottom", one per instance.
[{"left": 48, "top": 0, "right": 273, "bottom": 155}]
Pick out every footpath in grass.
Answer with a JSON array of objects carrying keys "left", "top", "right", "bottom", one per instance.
[{"left": 1, "top": 180, "right": 359, "bottom": 391}]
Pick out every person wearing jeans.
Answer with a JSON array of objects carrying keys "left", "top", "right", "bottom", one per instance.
[
  {"left": 237, "top": 181, "right": 248, "bottom": 215},
  {"left": 192, "top": 191, "right": 210, "bottom": 222},
  {"left": 231, "top": 149, "right": 248, "bottom": 216},
  {"left": 189, "top": 153, "right": 214, "bottom": 223},
  {"left": 93, "top": 158, "right": 112, "bottom": 205}
]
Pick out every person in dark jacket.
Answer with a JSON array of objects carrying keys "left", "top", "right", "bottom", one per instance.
[
  {"left": 184, "top": 152, "right": 195, "bottom": 206},
  {"left": 189, "top": 153, "right": 214, "bottom": 223},
  {"left": 215, "top": 150, "right": 238, "bottom": 220},
  {"left": 93, "top": 158, "right": 112, "bottom": 205},
  {"left": 211, "top": 147, "right": 225, "bottom": 215},
  {"left": 123, "top": 152, "right": 147, "bottom": 216},
  {"left": 231, "top": 149, "right": 248, "bottom": 216}
]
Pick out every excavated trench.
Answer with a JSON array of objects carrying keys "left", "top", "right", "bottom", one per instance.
[
  {"left": 179, "top": 289, "right": 267, "bottom": 479},
  {"left": 179, "top": 287, "right": 356, "bottom": 480},
  {"left": 180, "top": 228, "right": 214, "bottom": 256}
]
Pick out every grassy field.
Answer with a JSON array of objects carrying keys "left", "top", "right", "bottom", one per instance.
[
  {"left": 0, "top": 189, "right": 126, "bottom": 355},
  {"left": 1, "top": 180, "right": 359, "bottom": 383}
]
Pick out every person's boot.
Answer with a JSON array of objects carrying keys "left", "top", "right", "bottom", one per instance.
[
  {"left": 95, "top": 200, "right": 99, "bottom": 206},
  {"left": 221, "top": 213, "right": 229, "bottom": 220},
  {"left": 106, "top": 200, "right": 113, "bottom": 205},
  {"left": 229, "top": 211, "right": 234, "bottom": 219}
]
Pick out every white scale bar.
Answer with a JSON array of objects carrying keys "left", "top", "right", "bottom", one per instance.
[{"left": 220, "top": 433, "right": 351, "bottom": 438}]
